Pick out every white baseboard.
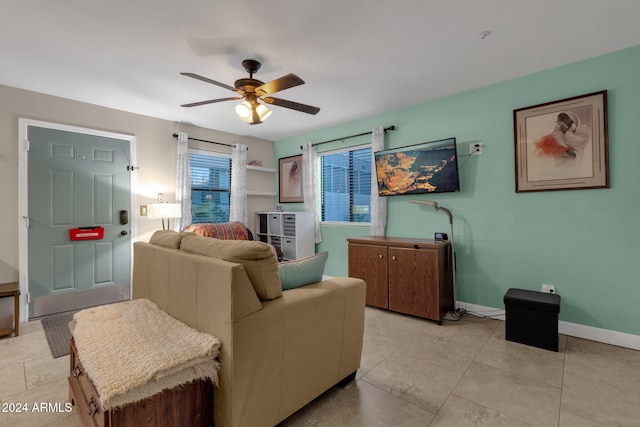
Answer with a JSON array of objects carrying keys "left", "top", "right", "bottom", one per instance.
[{"left": 457, "top": 301, "right": 640, "bottom": 351}]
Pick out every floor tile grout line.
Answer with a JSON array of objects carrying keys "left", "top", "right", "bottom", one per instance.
[
  {"left": 425, "top": 316, "right": 500, "bottom": 425},
  {"left": 556, "top": 336, "right": 569, "bottom": 427},
  {"left": 360, "top": 311, "right": 432, "bottom": 377},
  {"left": 22, "top": 360, "right": 28, "bottom": 396},
  {"left": 357, "top": 376, "right": 439, "bottom": 419}
]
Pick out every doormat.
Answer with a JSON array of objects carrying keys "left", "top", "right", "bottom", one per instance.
[{"left": 41, "top": 311, "right": 76, "bottom": 358}]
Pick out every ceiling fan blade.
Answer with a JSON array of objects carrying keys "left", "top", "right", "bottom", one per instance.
[
  {"left": 255, "top": 74, "right": 305, "bottom": 96},
  {"left": 263, "top": 97, "right": 320, "bottom": 115},
  {"left": 181, "top": 97, "right": 242, "bottom": 108},
  {"left": 180, "top": 72, "right": 237, "bottom": 92}
]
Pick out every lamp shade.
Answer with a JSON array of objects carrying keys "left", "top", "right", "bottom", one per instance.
[
  {"left": 235, "top": 101, "right": 252, "bottom": 120},
  {"left": 235, "top": 100, "right": 272, "bottom": 124},
  {"left": 147, "top": 203, "right": 182, "bottom": 219},
  {"left": 255, "top": 103, "right": 272, "bottom": 121}
]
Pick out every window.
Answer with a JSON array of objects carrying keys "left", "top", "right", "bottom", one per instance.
[
  {"left": 320, "top": 146, "right": 372, "bottom": 223},
  {"left": 189, "top": 150, "right": 231, "bottom": 223}
]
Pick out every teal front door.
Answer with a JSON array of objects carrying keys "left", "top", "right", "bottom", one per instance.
[{"left": 27, "top": 126, "right": 132, "bottom": 318}]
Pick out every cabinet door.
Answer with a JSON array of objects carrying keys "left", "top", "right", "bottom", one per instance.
[
  {"left": 389, "top": 247, "right": 439, "bottom": 319},
  {"left": 348, "top": 243, "right": 388, "bottom": 309}
]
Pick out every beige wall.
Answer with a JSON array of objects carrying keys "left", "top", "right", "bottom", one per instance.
[{"left": 0, "top": 84, "right": 275, "bottom": 285}]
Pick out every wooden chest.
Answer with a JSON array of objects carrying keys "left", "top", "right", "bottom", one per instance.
[{"left": 68, "top": 338, "right": 213, "bottom": 427}]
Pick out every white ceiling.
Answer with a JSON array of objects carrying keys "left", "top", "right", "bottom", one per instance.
[{"left": 2, "top": 0, "right": 640, "bottom": 141}]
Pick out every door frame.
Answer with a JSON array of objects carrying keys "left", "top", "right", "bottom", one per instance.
[{"left": 17, "top": 118, "right": 137, "bottom": 322}]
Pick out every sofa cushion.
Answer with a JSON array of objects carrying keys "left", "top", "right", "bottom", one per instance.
[
  {"left": 180, "top": 235, "right": 282, "bottom": 300},
  {"left": 149, "top": 230, "right": 194, "bottom": 249},
  {"left": 278, "top": 252, "right": 328, "bottom": 290}
]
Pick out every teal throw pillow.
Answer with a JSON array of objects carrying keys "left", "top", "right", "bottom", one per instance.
[{"left": 279, "top": 252, "right": 328, "bottom": 290}]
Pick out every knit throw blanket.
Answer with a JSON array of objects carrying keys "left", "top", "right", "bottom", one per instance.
[{"left": 72, "top": 298, "right": 221, "bottom": 409}]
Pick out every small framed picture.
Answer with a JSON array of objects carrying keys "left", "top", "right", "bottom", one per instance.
[
  {"left": 275, "top": 204, "right": 283, "bottom": 212},
  {"left": 278, "top": 155, "right": 303, "bottom": 203},
  {"left": 513, "top": 90, "right": 609, "bottom": 192}
]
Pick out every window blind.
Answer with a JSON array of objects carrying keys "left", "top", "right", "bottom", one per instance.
[
  {"left": 320, "top": 146, "right": 371, "bottom": 223},
  {"left": 189, "top": 151, "right": 231, "bottom": 223}
]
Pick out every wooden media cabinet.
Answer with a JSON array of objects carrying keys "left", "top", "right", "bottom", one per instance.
[{"left": 348, "top": 236, "right": 453, "bottom": 323}]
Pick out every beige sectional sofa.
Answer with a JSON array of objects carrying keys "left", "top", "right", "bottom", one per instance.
[{"left": 132, "top": 230, "right": 366, "bottom": 427}]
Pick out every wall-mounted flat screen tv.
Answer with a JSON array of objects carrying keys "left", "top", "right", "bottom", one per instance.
[{"left": 374, "top": 137, "right": 460, "bottom": 196}]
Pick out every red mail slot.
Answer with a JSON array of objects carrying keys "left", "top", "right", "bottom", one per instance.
[{"left": 69, "top": 227, "right": 104, "bottom": 241}]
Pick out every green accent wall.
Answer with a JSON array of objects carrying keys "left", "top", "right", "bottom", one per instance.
[{"left": 274, "top": 45, "right": 640, "bottom": 336}]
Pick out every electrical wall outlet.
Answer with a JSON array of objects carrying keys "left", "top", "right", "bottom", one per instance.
[
  {"left": 469, "top": 143, "right": 483, "bottom": 155},
  {"left": 541, "top": 284, "right": 556, "bottom": 294}
]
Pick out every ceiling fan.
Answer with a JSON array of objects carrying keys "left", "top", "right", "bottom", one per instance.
[{"left": 180, "top": 59, "right": 320, "bottom": 125}]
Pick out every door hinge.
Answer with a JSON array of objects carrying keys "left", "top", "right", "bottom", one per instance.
[
  {"left": 22, "top": 216, "right": 30, "bottom": 228},
  {"left": 126, "top": 165, "right": 139, "bottom": 171},
  {"left": 24, "top": 139, "right": 30, "bottom": 152},
  {"left": 27, "top": 292, "right": 31, "bottom": 304}
]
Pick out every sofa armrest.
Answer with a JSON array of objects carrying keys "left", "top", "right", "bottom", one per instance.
[{"left": 228, "top": 277, "right": 366, "bottom": 426}]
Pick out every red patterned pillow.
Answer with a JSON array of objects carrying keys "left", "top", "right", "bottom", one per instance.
[{"left": 182, "top": 222, "right": 250, "bottom": 240}]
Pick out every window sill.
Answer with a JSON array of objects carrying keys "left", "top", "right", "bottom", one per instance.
[{"left": 320, "top": 221, "right": 371, "bottom": 227}]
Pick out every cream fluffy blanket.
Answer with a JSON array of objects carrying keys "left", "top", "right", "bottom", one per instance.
[{"left": 72, "top": 298, "right": 220, "bottom": 409}]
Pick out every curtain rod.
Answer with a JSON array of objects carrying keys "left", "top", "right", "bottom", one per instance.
[
  {"left": 172, "top": 133, "right": 238, "bottom": 149},
  {"left": 300, "top": 125, "right": 396, "bottom": 149}
]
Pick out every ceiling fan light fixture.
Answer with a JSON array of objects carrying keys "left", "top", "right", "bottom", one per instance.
[
  {"left": 235, "top": 100, "right": 271, "bottom": 124},
  {"left": 235, "top": 101, "right": 252, "bottom": 120},
  {"left": 256, "top": 103, "right": 272, "bottom": 121}
]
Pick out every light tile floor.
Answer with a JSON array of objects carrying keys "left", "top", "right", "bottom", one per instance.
[{"left": 2, "top": 307, "right": 640, "bottom": 426}]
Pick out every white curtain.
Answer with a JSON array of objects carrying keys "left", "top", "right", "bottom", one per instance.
[
  {"left": 370, "top": 125, "right": 387, "bottom": 236},
  {"left": 175, "top": 131, "right": 192, "bottom": 231},
  {"left": 229, "top": 143, "right": 248, "bottom": 225},
  {"left": 302, "top": 142, "right": 322, "bottom": 243}
]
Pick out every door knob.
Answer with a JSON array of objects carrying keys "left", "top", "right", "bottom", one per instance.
[{"left": 120, "top": 230, "right": 128, "bottom": 236}]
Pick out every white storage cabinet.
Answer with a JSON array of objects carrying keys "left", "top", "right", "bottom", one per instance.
[{"left": 255, "top": 212, "right": 315, "bottom": 260}]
